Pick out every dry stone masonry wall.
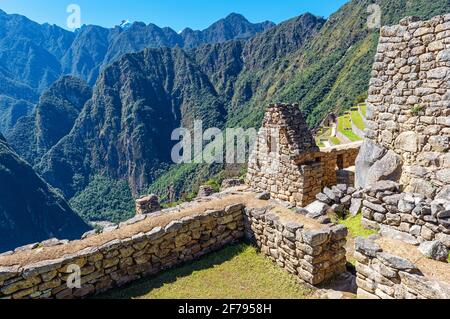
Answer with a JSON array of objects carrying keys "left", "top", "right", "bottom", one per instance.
[
  {"left": 245, "top": 207, "right": 348, "bottom": 286},
  {"left": 354, "top": 237, "right": 450, "bottom": 299},
  {"left": 247, "top": 104, "right": 360, "bottom": 208},
  {"left": 359, "top": 14, "right": 450, "bottom": 199},
  {"left": 0, "top": 194, "right": 348, "bottom": 299},
  {"left": 360, "top": 181, "right": 450, "bottom": 247},
  {"left": 0, "top": 204, "right": 246, "bottom": 299}
]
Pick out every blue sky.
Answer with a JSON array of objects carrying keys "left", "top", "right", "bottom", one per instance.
[{"left": 0, "top": 0, "right": 349, "bottom": 31}]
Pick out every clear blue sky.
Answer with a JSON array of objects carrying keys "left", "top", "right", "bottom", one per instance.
[{"left": 0, "top": 0, "right": 349, "bottom": 31}]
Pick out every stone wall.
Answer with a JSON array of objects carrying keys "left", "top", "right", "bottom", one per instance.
[
  {"left": 360, "top": 181, "right": 450, "bottom": 247},
  {"left": 247, "top": 103, "right": 323, "bottom": 207},
  {"left": 359, "top": 14, "right": 450, "bottom": 198},
  {"left": 320, "top": 142, "right": 361, "bottom": 187},
  {"left": 245, "top": 207, "right": 348, "bottom": 286},
  {"left": 0, "top": 196, "right": 348, "bottom": 299},
  {"left": 247, "top": 104, "right": 361, "bottom": 208},
  {"left": 0, "top": 204, "right": 245, "bottom": 299},
  {"left": 354, "top": 237, "right": 450, "bottom": 299}
]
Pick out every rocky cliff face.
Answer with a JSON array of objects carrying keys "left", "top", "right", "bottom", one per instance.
[
  {"left": 36, "top": 47, "right": 226, "bottom": 198},
  {"left": 6, "top": 76, "right": 92, "bottom": 165},
  {"left": 0, "top": 10, "right": 274, "bottom": 135},
  {"left": 0, "top": 133, "right": 90, "bottom": 253}
]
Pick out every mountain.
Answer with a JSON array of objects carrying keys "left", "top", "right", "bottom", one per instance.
[
  {"left": 0, "top": 132, "right": 90, "bottom": 253},
  {"left": 253, "top": 0, "right": 450, "bottom": 127},
  {"left": 0, "top": 9, "right": 274, "bottom": 134},
  {"left": 6, "top": 76, "right": 92, "bottom": 165},
  {"left": 27, "top": 13, "right": 324, "bottom": 223},
  {"left": 37, "top": 47, "right": 226, "bottom": 199},
  {"left": 181, "top": 13, "right": 275, "bottom": 49}
]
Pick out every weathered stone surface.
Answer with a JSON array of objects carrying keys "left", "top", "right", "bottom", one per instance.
[
  {"left": 255, "top": 192, "right": 270, "bottom": 200},
  {"left": 365, "top": 151, "right": 403, "bottom": 186},
  {"left": 394, "top": 131, "right": 419, "bottom": 152},
  {"left": 302, "top": 229, "right": 330, "bottom": 246},
  {"left": 418, "top": 241, "right": 449, "bottom": 261},
  {"left": 380, "top": 225, "right": 419, "bottom": 245},
  {"left": 377, "top": 252, "right": 418, "bottom": 271},
  {"left": 355, "top": 237, "right": 382, "bottom": 257},
  {"left": 355, "top": 139, "right": 387, "bottom": 188},
  {"left": 305, "top": 201, "right": 330, "bottom": 219},
  {"left": 349, "top": 198, "right": 363, "bottom": 216}
]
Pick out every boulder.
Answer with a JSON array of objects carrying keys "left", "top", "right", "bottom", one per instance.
[
  {"left": 365, "top": 151, "right": 403, "bottom": 187},
  {"left": 418, "top": 241, "right": 449, "bottom": 262},
  {"left": 355, "top": 139, "right": 387, "bottom": 188},
  {"left": 221, "top": 178, "right": 243, "bottom": 189},
  {"left": 197, "top": 186, "right": 215, "bottom": 198},
  {"left": 436, "top": 186, "right": 450, "bottom": 201},
  {"left": 377, "top": 252, "right": 419, "bottom": 271}
]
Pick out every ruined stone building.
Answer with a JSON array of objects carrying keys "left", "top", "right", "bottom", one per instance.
[
  {"left": 357, "top": 15, "right": 450, "bottom": 199},
  {"left": 246, "top": 103, "right": 360, "bottom": 207}
]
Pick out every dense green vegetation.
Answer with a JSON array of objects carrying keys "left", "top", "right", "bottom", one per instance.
[
  {"left": 0, "top": 134, "right": 90, "bottom": 252},
  {"left": 98, "top": 244, "right": 314, "bottom": 299},
  {"left": 70, "top": 175, "right": 135, "bottom": 223},
  {"left": 3, "top": 0, "right": 450, "bottom": 224}
]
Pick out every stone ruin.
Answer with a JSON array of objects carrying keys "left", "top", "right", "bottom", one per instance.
[
  {"left": 247, "top": 103, "right": 360, "bottom": 208},
  {"left": 135, "top": 194, "right": 161, "bottom": 215},
  {"left": 356, "top": 14, "right": 450, "bottom": 199}
]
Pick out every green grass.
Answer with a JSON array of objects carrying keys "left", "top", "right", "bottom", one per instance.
[
  {"left": 351, "top": 110, "right": 365, "bottom": 131},
  {"left": 329, "top": 136, "right": 341, "bottom": 145},
  {"left": 338, "top": 214, "right": 378, "bottom": 238},
  {"left": 337, "top": 116, "right": 362, "bottom": 142},
  {"left": 360, "top": 104, "right": 367, "bottom": 118},
  {"left": 98, "top": 244, "right": 314, "bottom": 299}
]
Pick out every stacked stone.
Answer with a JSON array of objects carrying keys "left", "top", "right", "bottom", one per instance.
[
  {"left": 247, "top": 103, "right": 324, "bottom": 207},
  {"left": 135, "top": 194, "right": 161, "bottom": 215},
  {"left": 244, "top": 207, "right": 348, "bottom": 286},
  {"left": 0, "top": 204, "right": 245, "bottom": 299},
  {"left": 313, "top": 184, "right": 363, "bottom": 218},
  {"left": 354, "top": 237, "right": 450, "bottom": 299},
  {"left": 360, "top": 181, "right": 450, "bottom": 247},
  {"left": 361, "top": 14, "right": 450, "bottom": 198},
  {"left": 320, "top": 143, "right": 361, "bottom": 187}
]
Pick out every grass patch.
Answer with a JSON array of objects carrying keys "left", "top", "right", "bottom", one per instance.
[
  {"left": 351, "top": 110, "right": 365, "bottom": 131},
  {"left": 337, "top": 116, "right": 362, "bottom": 142},
  {"left": 329, "top": 136, "right": 341, "bottom": 145},
  {"left": 360, "top": 104, "right": 367, "bottom": 118},
  {"left": 98, "top": 244, "right": 314, "bottom": 299},
  {"left": 338, "top": 214, "right": 378, "bottom": 238}
]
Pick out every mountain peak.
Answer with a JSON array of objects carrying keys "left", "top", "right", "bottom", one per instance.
[{"left": 224, "top": 13, "right": 248, "bottom": 22}]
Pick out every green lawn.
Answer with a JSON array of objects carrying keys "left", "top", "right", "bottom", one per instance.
[
  {"left": 351, "top": 110, "right": 365, "bottom": 131},
  {"left": 360, "top": 104, "right": 367, "bottom": 118},
  {"left": 98, "top": 244, "right": 314, "bottom": 299},
  {"left": 337, "top": 116, "right": 362, "bottom": 142},
  {"left": 338, "top": 214, "right": 378, "bottom": 238}
]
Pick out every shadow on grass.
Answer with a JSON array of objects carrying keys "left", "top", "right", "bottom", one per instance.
[{"left": 96, "top": 243, "right": 248, "bottom": 299}]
